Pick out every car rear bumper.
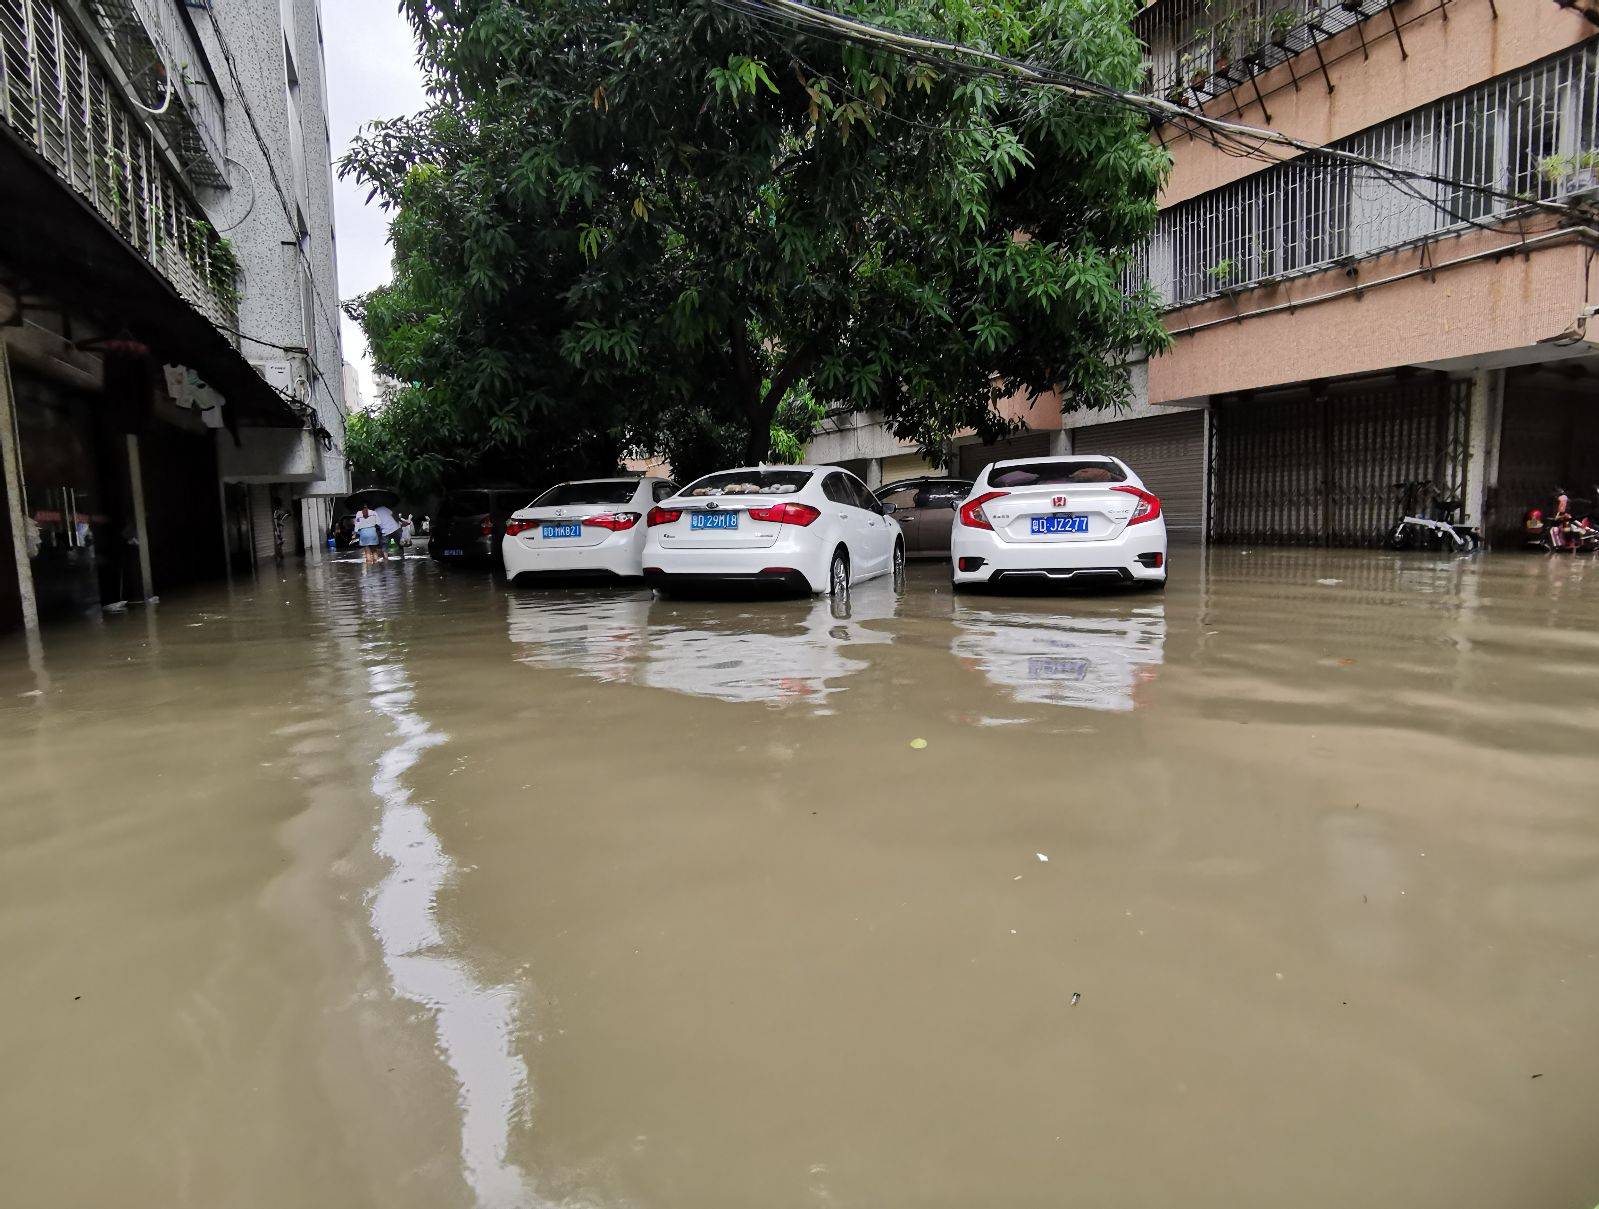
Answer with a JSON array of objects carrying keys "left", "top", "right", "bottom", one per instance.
[
  {"left": 641, "top": 537, "right": 829, "bottom": 593},
  {"left": 432, "top": 537, "right": 494, "bottom": 561},
  {"left": 502, "top": 533, "right": 642, "bottom": 581},
  {"left": 642, "top": 568, "right": 814, "bottom": 594},
  {"left": 951, "top": 523, "right": 1167, "bottom": 585}
]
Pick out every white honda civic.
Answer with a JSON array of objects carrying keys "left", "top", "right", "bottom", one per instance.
[
  {"left": 642, "top": 465, "right": 902, "bottom": 595},
  {"left": 949, "top": 455, "right": 1167, "bottom": 589},
  {"left": 502, "top": 477, "right": 678, "bottom": 583}
]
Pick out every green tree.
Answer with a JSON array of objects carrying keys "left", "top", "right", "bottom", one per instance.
[{"left": 343, "top": 0, "right": 1168, "bottom": 484}]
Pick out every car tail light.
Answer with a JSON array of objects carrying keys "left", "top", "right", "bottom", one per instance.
[
  {"left": 584, "top": 512, "right": 641, "bottom": 531},
  {"left": 747, "top": 502, "right": 820, "bottom": 526},
  {"left": 1112, "top": 485, "right": 1162, "bottom": 525},
  {"left": 504, "top": 518, "right": 536, "bottom": 536},
  {"left": 958, "top": 491, "right": 1008, "bottom": 530},
  {"left": 647, "top": 507, "right": 682, "bottom": 527},
  {"left": 479, "top": 517, "right": 494, "bottom": 536}
]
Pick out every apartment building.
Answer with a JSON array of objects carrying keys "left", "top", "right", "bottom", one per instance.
[
  {"left": 0, "top": 0, "right": 347, "bottom": 636},
  {"left": 1128, "top": 0, "right": 1598, "bottom": 546},
  {"left": 813, "top": 1, "right": 1599, "bottom": 547}
]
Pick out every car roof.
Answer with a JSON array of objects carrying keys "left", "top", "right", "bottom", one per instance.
[{"left": 988, "top": 453, "right": 1122, "bottom": 469}]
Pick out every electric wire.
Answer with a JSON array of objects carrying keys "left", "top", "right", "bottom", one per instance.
[{"left": 720, "top": 0, "right": 1585, "bottom": 225}]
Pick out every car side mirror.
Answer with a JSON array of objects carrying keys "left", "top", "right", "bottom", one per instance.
[{"left": 879, "top": 501, "right": 896, "bottom": 515}]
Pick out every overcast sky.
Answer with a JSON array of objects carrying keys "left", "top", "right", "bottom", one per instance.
[{"left": 322, "top": 0, "right": 429, "bottom": 410}]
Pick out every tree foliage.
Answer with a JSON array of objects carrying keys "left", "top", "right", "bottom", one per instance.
[{"left": 342, "top": 0, "right": 1169, "bottom": 488}]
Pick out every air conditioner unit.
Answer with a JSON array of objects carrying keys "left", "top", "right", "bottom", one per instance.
[{"left": 252, "top": 360, "right": 295, "bottom": 394}]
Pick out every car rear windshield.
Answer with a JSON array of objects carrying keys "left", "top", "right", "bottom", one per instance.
[
  {"left": 531, "top": 481, "right": 637, "bottom": 507},
  {"left": 989, "top": 461, "right": 1127, "bottom": 487},
  {"left": 444, "top": 490, "right": 492, "bottom": 514},
  {"left": 681, "top": 470, "right": 814, "bottom": 496}
]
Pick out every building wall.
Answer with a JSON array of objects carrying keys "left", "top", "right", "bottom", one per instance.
[
  {"left": 1160, "top": 0, "right": 1598, "bottom": 205},
  {"left": 1150, "top": 227, "right": 1599, "bottom": 403},
  {"left": 192, "top": 0, "right": 348, "bottom": 497}
]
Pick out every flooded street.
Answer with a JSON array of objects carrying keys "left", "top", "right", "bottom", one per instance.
[{"left": 4, "top": 548, "right": 1599, "bottom": 1209}]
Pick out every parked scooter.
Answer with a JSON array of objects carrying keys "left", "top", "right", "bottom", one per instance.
[
  {"left": 1524, "top": 488, "right": 1599, "bottom": 553},
  {"left": 1385, "top": 480, "right": 1482, "bottom": 552}
]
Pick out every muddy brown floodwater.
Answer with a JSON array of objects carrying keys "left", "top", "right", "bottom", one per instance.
[{"left": 3, "top": 547, "right": 1599, "bottom": 1209}]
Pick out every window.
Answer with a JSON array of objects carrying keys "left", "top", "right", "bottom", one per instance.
[
  {"left": 821, "top": 473, "right": 853, "bottom": 505},
  {"left": 845, "top": 476, "right": 878, "bottom": 511},
  {"left": 682, "top": 469, "right": 813, "bottom": 496},
  {"left": 531, "top": 481, "right": 638, "bottom": 507},
  {"left": 879, "top": 484, "right": 919, "bottom": 511},
  {"left": 652, "top": 480, "right": 679, "bottom": 501},
  {"left": 443, "top": 491, "right": 491, "bottom": 515},
  {"left": 989, "top": 461, "right": 1128, "bottom": 487},
  {"left": 917, "top": 481, "right": 971, "bottom": 509}
]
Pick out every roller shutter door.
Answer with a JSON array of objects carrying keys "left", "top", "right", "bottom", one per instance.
[
  {"left": 1073, "top": 411, "right": 1205, "bottom": 538},
  {"left": 249, "top": 484, "right": 276, "bottom": 564},
  {"left": 958, "top": 431, "right": 1053, "bottom": 481}
]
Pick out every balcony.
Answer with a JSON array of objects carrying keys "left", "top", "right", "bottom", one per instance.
[
  {"left": 0, "top": 0, "right": 237, "bottom": 331},
  {"left": 85, "top": 0, "right": 226, "bottom": 187},
  {"left": 1134, "top": 0, "right": 1413, "bottom": 109},
  {"left": 1141, "top": 42, "right": 1599, "bottom": 308}
]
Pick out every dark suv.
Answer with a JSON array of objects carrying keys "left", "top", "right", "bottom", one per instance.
[
  {"left": 874, "top": 477, "right": 974, "bottom": 558},
  {"left": 431, "top": 487, "right": 537, "bottom": 565}
]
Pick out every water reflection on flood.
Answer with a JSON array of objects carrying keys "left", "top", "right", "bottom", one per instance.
[
  {"left": 951, "top": 600, "right": 1166, "bottom": 712},
  {"left": 506, "top": 585, "right": 896, "bottom": 708},
  {"left": 343, "top": 572, "right": 536, "bottom": 1208}
]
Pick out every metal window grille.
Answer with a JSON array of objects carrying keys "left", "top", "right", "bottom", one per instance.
[
  {"left": 1135, "top": 0, "right": 1389, "bottom": 102},
  {"left": 0, "top": 0, "right": 237, "bottom": 332},
  {"left": 1144, "top": 44, "right": 1599, "bottom": 307}
]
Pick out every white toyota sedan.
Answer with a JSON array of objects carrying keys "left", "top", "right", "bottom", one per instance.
[
  {"left": 642, "top": 465, "right": 902, "bottom": 595},
  {"left": 950, "top": 455, "right": 1167, "bottom": 590},
  {"left": 502, "top": 477, "right": 678, "bottom": 583}
]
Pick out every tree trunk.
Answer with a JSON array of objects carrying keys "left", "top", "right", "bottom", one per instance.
[{"left": 742, "top": 401, "right": 775, "bottom": 463}]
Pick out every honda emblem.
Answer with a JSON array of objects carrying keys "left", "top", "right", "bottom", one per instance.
[{"left": 1051, "top": 495, "right": 1069, "bottom": 509}]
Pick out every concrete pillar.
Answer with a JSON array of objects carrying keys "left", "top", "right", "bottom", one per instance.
[
  {"left": 0, "top": 344, "right": 39, "bottom": 634},
  {"left": 863, "top": 459, "right": 882, "bottom": 489},
  {"left": 1050, "top": 428, "right": 1072, "bottom": 455},
  {"left": 1464, "top": 368, "right": 1504, "bottom": 535},
  {"left": 125, "top": 434, "right": 154, "bottom": 600}
]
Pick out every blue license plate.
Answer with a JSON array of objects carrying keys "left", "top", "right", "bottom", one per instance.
[
  {"left": 1030, "top": 514, "right": 1088, "bottom": 535},
  {"left": 441, "top": 548, "right": 463, "bottom": 557},
  {"left": 1028, "top": 656, "right": 1090, "bottom": 681},
  {"left": 690, "top": 512, "right": 738, "bottom": 530},
  {"left": 541, "top": 523, "right": 582, "bottom": 539}
]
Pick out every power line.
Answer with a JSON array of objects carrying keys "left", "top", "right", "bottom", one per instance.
[{"left": 723, "top": 0, "right": 1586, "bottom": 225}]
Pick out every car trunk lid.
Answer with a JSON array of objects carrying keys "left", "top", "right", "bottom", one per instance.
[{"left": 983, "top": 484, "right": 1136, "bottom": 544}]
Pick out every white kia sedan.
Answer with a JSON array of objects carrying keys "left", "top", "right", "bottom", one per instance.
[
  {"left": 642, "top": 465, "right": 902, "bottom": 595},
  {"left": 950, "top": 455, "right": 1167, "bottom": 589},
  {"left": 502, "top": 477, "right": 678, "bottom": 583}
]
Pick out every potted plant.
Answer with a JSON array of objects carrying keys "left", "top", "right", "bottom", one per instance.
[
  {"left": 1269, "top": 7, "right": 1299, "bottom": 47},
  {"left": 1340, "top": 0, "right": 1367, "bottom": 14},
  {"left": 1205, "top": 257, "right": 1237, "bottom": 288},
  {"left": 1572, "top": 148, "right": 1599, "bottom": 195},
  {"left": 1303, "top": 3, "right": 1330, "bottom": 31},
  {"left": 1211, "top": 16, "right": 1238, "bottom": 74},
  {"left": 1165, "top": 80, "right": 1190, "bottom": 106},
  {"left": 1244, "top": 15, "right": 1271, "bottom": 66},
  {"left": 1183, "top": 51, "right": 1211, "bottom": 90}
]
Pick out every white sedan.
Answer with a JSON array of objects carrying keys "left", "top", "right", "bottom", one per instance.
[
  {"left": 502, "top": 477, "right": 678, "bottom": 583},
  {"left": 950, "top": 455, "right": 1167, "bottom": 589},
  {"left": 642, "top": 465, "right": 902, "bottom": 594}
]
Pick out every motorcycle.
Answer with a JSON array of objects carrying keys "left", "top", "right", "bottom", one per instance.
[
  {"left": 1385, "top": 480, "right": 1481, "bottom": 552},
  {"left": 1524, "top": 488, "right": 1599, "bottom": 554}
]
